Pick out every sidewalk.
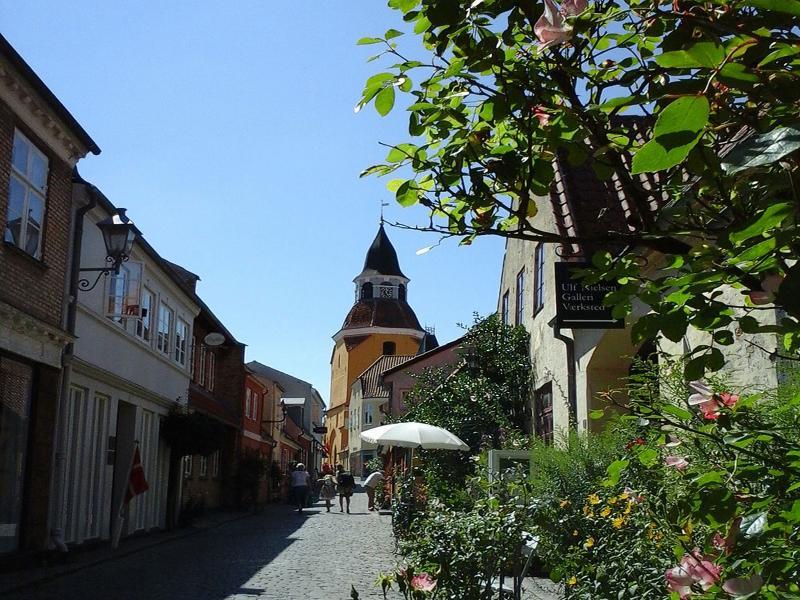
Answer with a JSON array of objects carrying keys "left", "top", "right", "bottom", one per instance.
[{"left": 0, "top": 507, "right": 254, "bottom": 596}]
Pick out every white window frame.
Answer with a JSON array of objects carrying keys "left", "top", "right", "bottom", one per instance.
[
  {"left": 136, "top": 287, "right": 155, "bottom": 342},
  {"left": 183, "top": 455, "right": 193, "bottom": 478},
  {"left": 174, "top": 318, "right": 189, "bottom": 365},
  {"left": 198, "top": 345, "right": 207, "bottom": 386},
  {"left": 5, "top": 130, "right": 48, "bottom": 259},
  {"left": 501, "top": 291, "right": 510, "bottom": 325},
  {"left": 533, "top": 243, "right": 545, "bottom": 316},
  {"left": 157, "top": 301, "right": 173, "bottom": 356},
  {"left": 199, "top": 455, "right": 208, "bottom": 478},
  {"left": 251, "top": 391, "right": 259, "bottom": 421},
  {"left": 365, "top": 403, "right": 374, "bottom": 425},
  {"left": 211, "top": 450, "right": 220, "bottom": 478},
  {"left": 106, "top": 262, "right": 142, "bottom": 324},
  {"left": 245, "top": 388, "right": 252, "bottom": 419},
  {"left": 190, "top": 337, "right": 197, "bottom": 379},
  {"left": 207, "top": 353, "right": 216, "bottom": 392},
  {"left": 515, "top": 268, "right": 525, "bottom": 325}
]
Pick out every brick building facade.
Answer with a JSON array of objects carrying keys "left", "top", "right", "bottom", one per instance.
[{"left": 0, "top": 34, "right": 99, "bottom": 559}]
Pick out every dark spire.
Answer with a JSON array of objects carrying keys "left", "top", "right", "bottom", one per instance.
[{"left": 358, "top": 224, "right": 406, "bottom": 278}]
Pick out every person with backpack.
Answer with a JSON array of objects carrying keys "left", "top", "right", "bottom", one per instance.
[
  {"left": 319, "top": 471, "right": 337, "bottom": 512},
  {"left": 336, "top": 464, "right": 355, "bottom": 513}
]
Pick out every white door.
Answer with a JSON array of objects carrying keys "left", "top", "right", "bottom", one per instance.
[
  {"left": 62, "top": 387, "right": 116, "bottom": 544},
  {"left": 129, "top": 409, "right": 165, "bottom": 532}
]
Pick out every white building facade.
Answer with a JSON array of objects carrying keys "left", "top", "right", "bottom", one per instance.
[
  {"left": 52, "top": 183, "right": 199, "bottom": 547},
  {"left": 497, "top": 157, "right": 782, "bottom": 441}
]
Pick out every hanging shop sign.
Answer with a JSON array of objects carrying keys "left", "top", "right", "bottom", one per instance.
[{"left": 554, "top": 262, "right": 624, "bottom": 329}]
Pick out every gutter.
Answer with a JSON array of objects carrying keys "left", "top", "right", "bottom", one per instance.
[
  {"left": 48, "top": 170, "right": 96, "bottom": 553},
  {"left": 553, "top": 325, "right": 577, "bottom": 429}
]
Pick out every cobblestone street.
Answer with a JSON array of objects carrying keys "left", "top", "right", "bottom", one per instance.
[{"left": 6, "top": 489, "right": 401, "bottom": 600}]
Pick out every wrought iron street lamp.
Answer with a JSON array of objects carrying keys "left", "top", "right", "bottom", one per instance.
[{"left": 78, "top": 208, "right": 141, "bottom": 291}]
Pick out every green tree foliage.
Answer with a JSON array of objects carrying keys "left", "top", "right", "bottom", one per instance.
[
  {"left": 358, "top": 0, "right": 800, "bottom": 378},
  {"left": 402, "top": 314, "right": 531, "bottom": 498}
]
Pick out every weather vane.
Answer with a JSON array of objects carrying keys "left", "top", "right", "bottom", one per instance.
[{"left": 380, "top": 200, "right": 389, "bottom": 224}]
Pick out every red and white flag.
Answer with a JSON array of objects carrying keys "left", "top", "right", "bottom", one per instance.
[{"left": 124, "top": 446, "right": 149, "bottom": 503}]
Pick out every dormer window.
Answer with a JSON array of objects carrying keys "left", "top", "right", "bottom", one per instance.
[{"left": 360, "top": 282, "right": 373, "bottom": 300}]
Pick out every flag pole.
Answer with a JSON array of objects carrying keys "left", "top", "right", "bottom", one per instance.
[{"left": 111, "top": 440, "right": 139, "bottom": 551}]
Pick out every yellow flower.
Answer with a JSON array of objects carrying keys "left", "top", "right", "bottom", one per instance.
[
  {"left": 607, "top": 496, "right": 618, "bottom": 505},
  {"left": 619, "top": 491, "right": 630, "bottom": 500},
  {"left": 583, "top": 536, "right": 595, "bottom": 549},
  {"left": 587, "top": 493, "right": 601, "bottom": 505},
  {"left": 567, "top": 576, "right": 578, "bottom": 586},
  {"left": 612, "top": 516, "right": 625, "bottom": 529},
  {"left": 683, "top": 520, "right": 694, "bottom": 536},
  {"left": 600, "top": 506, "right": 612, "bottom": 518},
  {"left": 572, "top": 530, "right": 579, "bottom": 537},
  {"left": 623, "top": 503, "right": 632, "bottom": 515},
  {"left": 560, "top": 499, "right": 571, "bottom": 509}
]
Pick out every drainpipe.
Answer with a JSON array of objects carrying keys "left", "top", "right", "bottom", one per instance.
[
  {"left": 553, "top": 325, "right": 577, "bottom": 430},
  {"left": 48, "top": 172, "right": 96, "bottom": 552}
]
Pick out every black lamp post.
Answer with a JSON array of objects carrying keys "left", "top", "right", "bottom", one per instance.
[{"left": 78, "top": 208, "right": 141, "bottom": 291}]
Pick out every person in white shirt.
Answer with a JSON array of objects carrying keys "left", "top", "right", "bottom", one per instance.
[
  {"left": 363, "top": 470, "right": 384, "bottom": 511},
  {"left": 290, "top": 463, "right": 311, "bottom": 513}
]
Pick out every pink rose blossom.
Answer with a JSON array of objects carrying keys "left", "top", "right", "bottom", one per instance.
[
  {"left": 682, "top": 549, "right": 721, "bottom": 590},
  {"left": 534, "top": 0, "right": 573, "bottom": 48},
  {"left": 722, "top": 573, "right": 763, "bottom": 597},
  {"left": 666, "top": 565, "right": 695, "bottom": 599},
  {"left": 688, "top": 380, "right": 739, "bottom": 420},
  {"left": 666, "top": 550, "right": 722, "bottom": 598},
  {"left": 532, "top": 106, "right": 550, "bottom": 126},
  {"left": 560, "top": 0, "right": 588, "bottom": 16},
  {"left": 665, "top": 455, "right": 689, "bottom": 470},
  {"left": 410, "top": 573, "right": 437, "bottom": 593}
]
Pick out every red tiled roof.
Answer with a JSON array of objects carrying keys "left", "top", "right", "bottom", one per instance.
[
  {"left": 359, "top": 355, "right": 415, "bottom": 398},
  {"left": 341, "top": 299, "right": 423, "bottom": 332}
]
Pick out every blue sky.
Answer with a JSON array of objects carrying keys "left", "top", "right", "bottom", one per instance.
[{"left": 2, "top": 1, "right": 505, "bottom": 400}]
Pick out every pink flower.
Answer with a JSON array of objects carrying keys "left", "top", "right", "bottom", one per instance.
[
  {"left": 665, "top": 455, "right": 689, "bottom": 470},
  {"left": 747, "top": 290, "right": 772, "bottom": 305},
  {"left": 560, "top": 0, "right": 588, "bottom": 16},
  {"left": 532, "top": 105, "right": 550, "bottom": 126},
  {"left": 666, "top": 550, "right": 722, "bottom": 598},
  {"left": 534, "top": 0, "right": 573, "bottom": 48},
  {"left": 682, "top": 550, "right": 721, "bottom": 591},
  {"left": 410, "top": 573, "right": 437, "bottom": 592},
  {"left": 688, "top": 380, "right": 739, "bottom": 420},
  {"left": 666, "top": 565, "right": 695, "bottom": 599},
  {"left": 722, "top": 573, "right": 763, "bottom": 597}
]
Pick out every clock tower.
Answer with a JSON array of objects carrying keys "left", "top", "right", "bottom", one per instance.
[{"left": 326, "top": 224, "right": 425, "bottom": 466}]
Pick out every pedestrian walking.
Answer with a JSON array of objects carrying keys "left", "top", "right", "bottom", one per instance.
[
  {"left": 363, "top": 470, "right": 384, "bottom": 511},
  {"left": 336, "top": 464, "right": 355, "bottom": 513},
  {"left": 290, "top": 463, "right": 311, "bottom": 513},
  {"left": 319, "top": 472, "right": 337, "bottom": 512}
]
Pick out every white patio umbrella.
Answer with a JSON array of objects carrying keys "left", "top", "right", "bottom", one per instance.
[{"left": 360, "top": 422, "right": 470, "bottom": 451}]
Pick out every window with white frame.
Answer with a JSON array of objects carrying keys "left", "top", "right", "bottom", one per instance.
[
  {"left": 157, "top": 302, "right": 173, "bottom": 355},
  {"left": 252, "top": 391, "right": 259, "bottom": 421},
  {"left": 245, "top": 388, "right": 252, "bottom": 419},
  {"left": 136, "top": 288, "right": 155, "bottom": 341},
  {"left": 106, "top": 262, "right": 142, "bottom": 324},
  {"left": 211, "top": 450, "right": 220, "bottom": 478},
  {"left": 501, "top": 291, "right": 510, "bottom": 325},
  {"left": 198, "top": 345, "right": 207, "bottom": 386},
  {"left": 533, "top": 243, "right": 545, "bottom": 315},
  {"left": 515, "top": 268, "right": 525, "bottom": 325},
  {"left": 183, "top": 455, "right": 193, "bottom": 478},
  {"left": 365, "top": 403, "right": 374, "bottom": 425},
  {"left": 4, "top": 131, "right": 48, "bottom": 258},
  {"left": 207, "top": 353, "right": 216, "bottom": 391},
  {"left": 199, "top": 455, "right": 208, "bottom": 478},
  {"left": 174, "top": 318, "right": 189, "bottom": 365}
]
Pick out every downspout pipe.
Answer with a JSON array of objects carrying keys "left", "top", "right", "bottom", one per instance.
[
  {"left": 553, "top": 325, "right": 577, "bottom": 430},
  {"left": 48, "top": 170, "right": 96, "bottom": 552}
]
